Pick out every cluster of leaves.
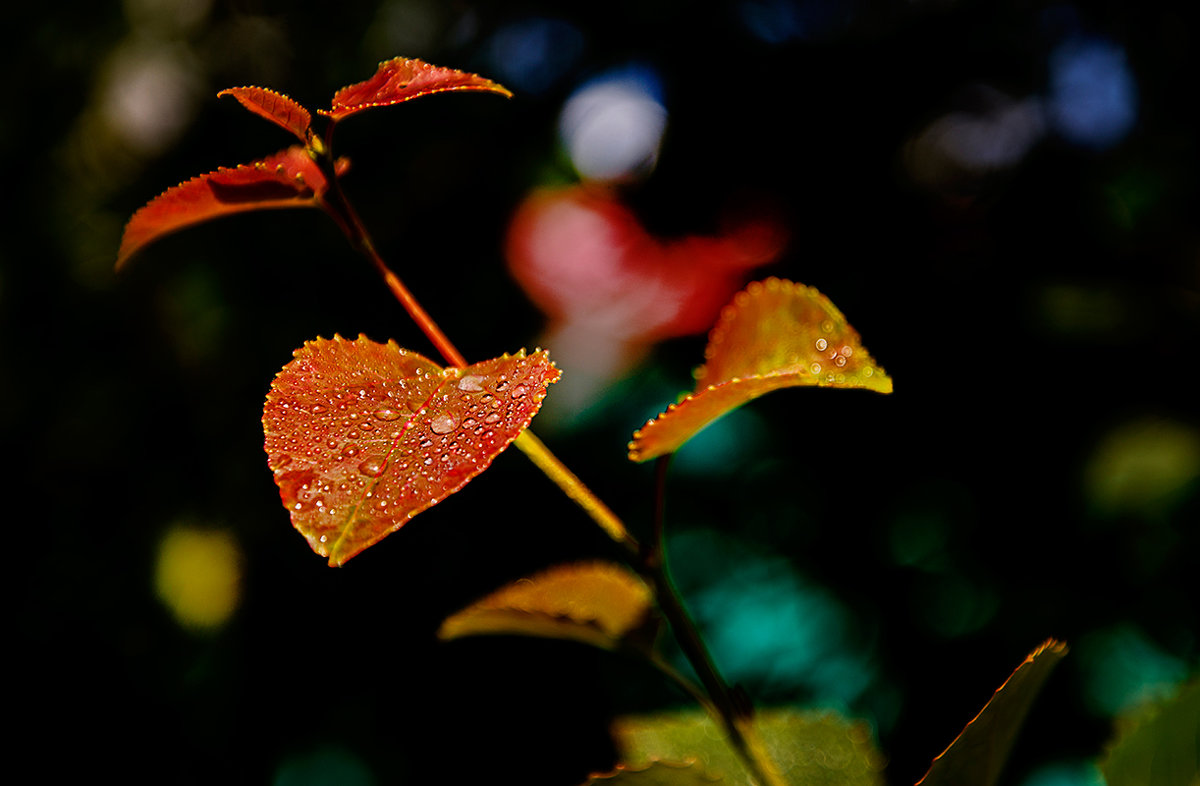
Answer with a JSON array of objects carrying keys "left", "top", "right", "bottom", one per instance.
[{"left": 118, "top": 57, "right": 1123, "bottom": 786}]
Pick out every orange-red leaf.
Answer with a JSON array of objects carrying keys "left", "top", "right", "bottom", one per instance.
[
  {"left": 218, "top": 87, "right": 312, "bottom": 142},
  {"left": 438, "top": 562, "right": 655, "bottom": 651},
  {"left": 116, "top": 146, "right": 343, "bottom": 269},
  {"left": 320, "top": 56, "right": 512, "bottom": 122},
  {"left": 263, "top": 335, "right": 560, "bottom": 566},
  {"left": 629, "top": 278, "right": 892, "bottom": 462},
  {"left": 917, "top": 639, "right": 1068, "bottom": 786}
]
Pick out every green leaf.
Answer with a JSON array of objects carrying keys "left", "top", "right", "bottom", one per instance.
[
  {"left": 611, "top": 708, "right": 885, "bottom": 786},
  {"left": 629, "top": 279, "right": 891, "bottom": 462},
  {"left": 585, "top": 760, "right": 726, "bottom": 785},
  {"left": 1100, "top": 678, "right": 1199, "bottom": 786},
  {"left": 263, "top": 335, "right": 560, "bottom": 566},
  {"left": 917, "top": 639, "right": 1068, "bottom": 786},
  {"left": 438, "top": 562, "right": 656, "bottom": 651}
]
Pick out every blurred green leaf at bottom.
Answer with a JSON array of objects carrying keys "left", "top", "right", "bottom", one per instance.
[
  {"left": 1101, "top": 678, "right": 1199, "bottom": 786},
  {"left": 606, "top": 708, "right": 885, "bottom": 785}
]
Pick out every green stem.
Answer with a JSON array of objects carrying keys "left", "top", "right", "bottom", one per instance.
[{"left": 636, "top": 457, "right": 789, "bottom": 786}]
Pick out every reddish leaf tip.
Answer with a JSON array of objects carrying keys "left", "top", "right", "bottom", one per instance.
[
  {"left": 318, "top": 56, "right": 512, "bottom": 122},
  {"left": 217, "top": 86, "right": 312, "bottom": 142}
]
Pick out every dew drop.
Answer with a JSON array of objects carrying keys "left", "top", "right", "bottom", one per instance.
[
  {"left": 494, "top": 380, "right": 509, "bottom": 392},
  {"left": 430, "top": 414, "right": 459, "bottom": 434},
  {"left": 483, "top": 412, "right": 501, "bottom": 425},
  {"left": 373, "top": 408, "right": 402, "bottom": 421},
  {"left": 815, "top": 338, "right": 828, "bottom": 352},
  {"left": 311, "top": 404, "right": 327, "bottom": 414},
  {"left": 841, "top": 346, "right": 853, "bottom": 357},
  {"left": 511, "top": 384, "right": 529, "bottom": 399},
  {"left": 834, "top": 355, "right": 847, "bottom": 367},
  {"left": 406, "top": 400, "right": 423, "bottom": 413},
  {"left": 359, "top": 421, "right": 376, "bottom": 431},
  {"left": 821, "top": 320, "right": 835, "bottom": 333},
  {"left": 810, "top": 362, "right": 822, "bottom": 374},
  {"left": 457, "top": 375, "right": 485, "bottom": 392},
  {"left": 358, "top": 458, "right": 387, "bottom": 477}
]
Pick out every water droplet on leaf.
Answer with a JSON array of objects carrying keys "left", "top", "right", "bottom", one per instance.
[
  {"left": 430, "top": 414, "right": 459, "bottom": 434},
  {"left": 358, "top": 458, "right": 387, "bottom": 477}
]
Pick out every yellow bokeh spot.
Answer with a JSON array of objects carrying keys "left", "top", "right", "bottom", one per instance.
[
  {"left": 1084, "top": 418, "right": 1200, "bottom": 518},
  {"left": 154, "top": 524, "right": 242, "bottom": 632}
]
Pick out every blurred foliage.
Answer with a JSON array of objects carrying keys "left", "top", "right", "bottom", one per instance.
[
  {"left": 7, "top": 1, "right": 1198, "bottom": 784},
  {"left": 1100, "top": 679, "right": 1199, "bottom": 786},
  {"left": 609, "top": 708, "right": 885, "bottom": 785}
]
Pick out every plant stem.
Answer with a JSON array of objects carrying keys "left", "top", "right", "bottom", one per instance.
[
  {"left": 318, "top": 157, "right": 782, "bottom": 785},
  {"left": 317, "top": 166, "right": 638, "bottom": 552},
  {"left": 638, "top": 457, "right": 789, "bottom": 786},
  {"left": 512, "top": 431, "right": 639, "bottom": 552}
]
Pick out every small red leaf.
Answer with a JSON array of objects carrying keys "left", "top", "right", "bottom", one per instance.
[
  {"left": 263, "top": 335, "right": 560, "bottom": 566},
  {"left": 116, "top": 146, "right": 342, "bottom": 269},
  {"left": 320, "top": 57, "right": 512, "bottom": 122},
  {"left": 218, "top": 87, "right": 312, "bottom": 142}
]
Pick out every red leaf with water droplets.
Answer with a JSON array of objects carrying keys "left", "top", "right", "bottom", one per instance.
[
  {"left": 629, "top": 278, "right": 892, "bottom": 462},
  {"left": 263, "top": 335, "right": 560, "bottom": 566},
  {"left": 116, "top": 146, "right": 348, "bottom": 269},
  {"left": 320, "top": 57, "right": 512, "bottom": 122},
  {"left": 218, "top": 87, "right": 312, "bottom": 142}
]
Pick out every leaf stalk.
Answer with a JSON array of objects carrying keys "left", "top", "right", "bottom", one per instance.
[{"left": 314, "top": 137, "right": 784, "bottom": 786}]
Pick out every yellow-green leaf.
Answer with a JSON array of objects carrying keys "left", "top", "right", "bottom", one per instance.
[
  {"left": 584, "top": 760, "right": 725, "bottom": 785},
  {"left": 1100, "top": 678, "right": 1199, "bottom": 786},
  {"left": 918, "top": 639, "right": 1068, "bottom": 786},
  {"left": 612, "top": 708, "right": 886, "bottom": 786},
  {"left": 629, "top": 279, "right": 891, "bottom": 462},
  {"left": 438, "top": 562, "right": 655, "bottom": 651}
]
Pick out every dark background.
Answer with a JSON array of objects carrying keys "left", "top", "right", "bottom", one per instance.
[{"left": 5, "top": 2, "right": 1197, "bottom": 784}]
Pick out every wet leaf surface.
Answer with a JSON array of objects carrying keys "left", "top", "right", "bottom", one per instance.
[
  {"left": 918, "top": 639, "right": 1068, "bottom": 786},
  {"left": 218, "top": 87, "right": 312, "bottom": 141},
  {"left": 263, "top": 335, "right": 559, "bottom": 566},
  {"left": 321, "top": 56, "right": 512, "bottom": 122},
  {"left": 438, "top": 562, "right": 655, "bottom": 651},
  {"left": 116, "top": 146, "right": 341, "bottom": 269},
  {"left": 630, "top": 278, "right": 892, "bottom": 461}
]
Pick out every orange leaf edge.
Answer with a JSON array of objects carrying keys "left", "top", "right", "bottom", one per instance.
[
  {"left": 217, "top": 86, "right": 312, "bottom": 141},
  {"left": 916, "top": 638, "right": 1068, "bottom": 785}
]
